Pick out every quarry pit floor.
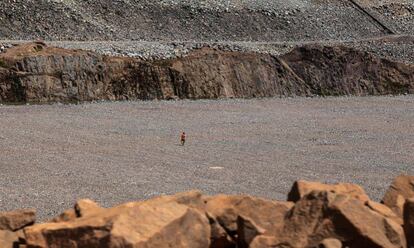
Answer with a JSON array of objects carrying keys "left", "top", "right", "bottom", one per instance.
[{"left": 1, "top": 96, "right": 413, "bottom": 221}]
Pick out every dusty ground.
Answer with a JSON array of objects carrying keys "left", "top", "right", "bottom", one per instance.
[{"left": 0, "top": 96, "right": 413, "bottom": 221}]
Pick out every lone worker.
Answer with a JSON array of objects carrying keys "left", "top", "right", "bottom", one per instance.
[{"left": 180, "top": 132, "right": 186, "bottom": 146}]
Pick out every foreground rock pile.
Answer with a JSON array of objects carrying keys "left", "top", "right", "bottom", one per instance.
[
  {"left": 1, "top": 175, "right": 414, "bottom": 247},
  {"left": 0, "top": 42, "right": 413, "bottom": 103}
]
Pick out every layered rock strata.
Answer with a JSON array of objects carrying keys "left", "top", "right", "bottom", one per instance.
[{"left": 1, "top": 42, "right": 414, "bottom": 103}]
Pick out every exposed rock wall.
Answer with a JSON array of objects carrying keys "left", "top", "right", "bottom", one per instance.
[
  {"left": 2, "top": 176, "right": 414, "bottom": 247},
  {"left": 1, "top": 42, "right": 414, "bottom": 103},
  {"left": 0, "top": 43, "right": 188, "bottom": 102},
  {"left": 282, "top": 45, "right": 414, "bottom": 96},
  {"left": 163, "top": 49, "right": 311, "bottom": 98}
]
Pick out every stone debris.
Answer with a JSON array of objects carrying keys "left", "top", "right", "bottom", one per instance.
[{"left": 0, "top": 176, "right": 413, "bottom": 247}]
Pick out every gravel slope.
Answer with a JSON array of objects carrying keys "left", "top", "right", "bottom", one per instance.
[
  {"left": 0, "top": 96, "right": 413, "bottom": 221},
  {"left": 2, "top": 34, "right": 414, "bottom": 64},
  {"left": 1, "top": 0, "right": 413, "bottom": 63},
  {"left": 0, "top": 0, "right": 411, "bottom": 41}
]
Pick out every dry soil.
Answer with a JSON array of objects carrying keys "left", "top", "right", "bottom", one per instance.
[{"left": 0, "top": 96, "right": 413, "bottom": 221}]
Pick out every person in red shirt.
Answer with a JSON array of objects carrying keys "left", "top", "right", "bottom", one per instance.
[{"left": 180, "top": 132, "right": 186, "bottom": 146}]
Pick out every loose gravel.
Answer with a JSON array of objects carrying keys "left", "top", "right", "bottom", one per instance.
[
  {"left": 2, "top": 35, "right": 414, "bottom": 64},
  {"left": 1, "top": 0, "right": 411, "bottom": 41},
  {"left": 0, "top": 96, "right": 413, "bottom": 221}
]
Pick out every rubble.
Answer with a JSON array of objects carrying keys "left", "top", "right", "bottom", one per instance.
[{"left": 0, "top": 176, "right": 413, "bottom": 247}]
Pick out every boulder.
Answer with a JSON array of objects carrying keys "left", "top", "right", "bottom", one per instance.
[
  {"left": 206, "top": 212, "right": 235, "bottom": 248},
  {"left": 205, "top": 195, "right": 293, "bottom": 235},
  {"left": 250, "top": 235, "right": 285, "bottom": 248},
  {"left": 383, "top": 175, "right": 414, "bottom": 217},
  {"left": 0, "top": 185, "right": 409, "bottom": 247},
  {"left": 319, "top": 238, "right": 342, "bottom": 248},
  {"left": 236, "top": 215, "right": 265, "bottom": 248},
  {"left": 0, "top": 209, "right": 36, "bottom": 231},
  {"left": 276, "top": 191, "right": 406, "bottom": 248},
  {"left": 24, "top": 200, "right": 211, "bottom": 248},
  {"left": 153, "top": 190, "right": 207, "bottom": 210},
  {"left": 0, "top": 230, "right": 19, "bottom": 248},
  {"left": 325, "top": 193, "right": 405, "bottom": 248},
  {"left": 287, "top": 180, "right": 370, "bottom": 202},
  {"left": 403, "top": 198, "right": 414, "bottom": 248},
  {"left": 365, "top": 200, "right": 402, "bottom": 225},
  {"left": 327, "top": 193, "right": 405, "bottom": 248},
  {"left": 50, "top": 199, "right": 101, "bottom": 223},
  {"left": 74, "top": 199, "right": 103, "bottom": 218},
  {"left": 49, "top": 208, "right": 77, "bottom": 223}
]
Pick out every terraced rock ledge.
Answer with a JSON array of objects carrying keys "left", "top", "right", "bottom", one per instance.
[
  {"left": 1, "top": 175, "right": 414, "bottom": 247},
  {"left": 0, "top": 42, "right": 413, "bottom": 103}
]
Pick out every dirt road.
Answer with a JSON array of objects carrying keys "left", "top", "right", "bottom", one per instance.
[{"left": 0, "top": 96, "right": 413, "bottom": 221}]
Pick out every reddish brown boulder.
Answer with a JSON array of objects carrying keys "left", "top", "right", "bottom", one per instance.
[
  {"left": 0, "top": 230, "right": 19, "bottom": 248},
  {"left": 287, "top": 180, "right": 370, "bottom": 202},
  {"left": 274, "top": 191, "right": 405, "bottom": 248},
  {"left": 74, "top": 199, "right": 103, "bottom": 218},
  {"left": 49, "top": 208, "right": 77, "bottom": 223},
  {"left": 237, "top": 215, "right": 265, "bottom": 248},
  {"left": 48, "top": 191, "right": 215, "bottom": 246},
  {"left": 403, "top": 198, "right": 414, "bottom": 248},
  {"left": 0, "top": 209, "right": 36, "bottom": 231},
  {"left": 0, "top": 185, "right": 408, "bottom": 247},
  {"left": 365, "top": 200, "right": 402, "bottom": 225},
  {"left": 383, "top": 175, "right": 414, "bottom": 217},
  {"left": 153, "top": 190, "right": 207, "bottom": 210},
  {"left": 206, "top": 212, "right": 235, "bottom": 248},
  {"left": 205, "top": 195, "right": 293, "bottom": 236},
  {"left": 319, "top": 238, "right": 342, "bottom": 248},
  {"left": 24, "top": 199, "right": 210, "bottom": 248},
  {"left": 330, "top": 197, "right": 405, "bottom": 248},
  {"left": 50, "top": 199, "right": 102, "bottom": 223},
  {"left": 250, "top": 235, "right": 285, "bottom": 248}
]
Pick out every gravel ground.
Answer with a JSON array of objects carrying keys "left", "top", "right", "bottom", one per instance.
[{"left": 0, "top": 96, "right": 413, "bottom": 221}]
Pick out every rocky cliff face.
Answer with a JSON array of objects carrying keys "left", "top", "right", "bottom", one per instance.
[
  {"left": 0, "top": 42, "right": 413, "bottom": 103},
  {"left": 282, "top": 45, "right": 414, "bottom": 96},
  {"left": 162, "top": 48, "right": 311, "bottom": 99},
  {"left": 0, "top": 43, "right": 186, "bottom": 102}
]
